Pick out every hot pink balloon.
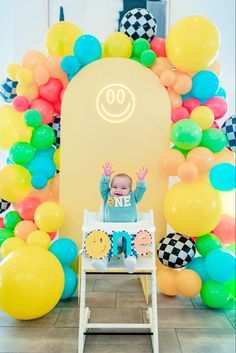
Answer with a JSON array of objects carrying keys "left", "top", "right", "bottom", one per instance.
[
  {"left": 12, "top": 96, "right": 30, "bottom": 112},
  {"left": 182, "top": 98, "right": 202, "bottom": 113},
  {"left": 18, "top": 197, "right": 41, "bottom": 221},
  {"left": 211, "top": 120, "right": 220, "bottom": 129},
  {"left": 205, "top": 97, "right": 228, "bottom": 119},
  {"left": 150, "top": 37, "right": 166, "bottom": 57},
  {"left": 171, "top": 106, "right": 189, "bottom": 123},
  {"left": 39, "top": 78, "right": 63, "bottom": 104},
  {"left": 212, "top": 214, "right": 236, "bottom": 245},
  {"left": 30, "top": 98, "right": 55, "bottom": 124}
]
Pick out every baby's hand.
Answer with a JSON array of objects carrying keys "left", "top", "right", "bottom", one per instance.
[
  {"left": 103, "top": 162, "right": 114, "bottom": 177},
  {"left": 137, "top": 167, "right": 148, "bottom": 180}
]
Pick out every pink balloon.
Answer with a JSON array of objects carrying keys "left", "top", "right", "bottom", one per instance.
[
  {"left": 39, "top": 78, "right": 63, "bottom": 104},
  {"left": 53, "top": 100, "right": 61, "bottom": 114},
  {"left": 171, "top": 106, "right": 189, "bottom": 123},
  {"left": 18, "top": 197, "right": 41, "bottom": 221},
  {"left": 0, "top": 217, "right": 5, "bottom": 228},
  {"left": 150, "top": 37, "right": 166, "bottom": 57},
  {"left": 205, "top": 97, "right": 228, "bottom": 119},
  {"left": 48, "top": 231, "right": 57, "bottom": 241},
  {"left": 212, "top": 214, "right": 236, "bottom": 245},
  {"left": 182, "top": 98, "right": 202, "bottom": 113},
  {"left": 211, "top": 120, "right": 220, "bottom": 129},
  {"left": 30, "top": 98, "right": 55, "bottom": 124},
  {"left": 12, "top": 96, "right": 30, "bottom": 112}
]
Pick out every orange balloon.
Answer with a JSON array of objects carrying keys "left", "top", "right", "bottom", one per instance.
[
  {"left": 14, "top": 220, "right": 38, "bottom": 241},
  {"left": 157, "top": 267, "right": 178, "bottom": 296},
  {"left": 50, "top": 174, "right": 60, "bottom": 200},
  {"left": 172, "top": 74, "right": 192, "bottom": 95},
  {"left": 161, "top": 149, "right": 185, "bottom": 175},
  {"left": 167, "top": 88, "right": 182, "bottom": 108},
  {"left": 27, "top": 185, "right": 51, "bottom": 203},
  {"left": 214, "top": 149, "right": 235, "bottom": 166},
  {"left": 207, "top": 60, "right": 222, "bottom": 76},
  {"left": 177, "top": 162, "right": 198, "bottom": 182},
  {"left": 21, "top": 51, "right": 47, "bottom": 70},
  {"left": 46, "top": 56, "right": 68, "bottom": 88},
  {"left": 160, "top": 70, "right": 176, "bottom": 87},
  {"left": 150, "top": 57, "right": 174, "bottom": 77},
  {"left": 16, "top": 82, "right": 39, "bottom": 101},
  {"left": 33, "top": 67, "right": 50, "bottom": 85},
  {"left": 175, "top": 269, "right": 202, "bottom": 297},
  {"left": 187, "top": 147, "right": 215, "bottom": 173}
]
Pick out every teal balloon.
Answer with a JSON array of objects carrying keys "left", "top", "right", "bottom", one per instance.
[
  {"left": 74, "top": 34, "right": 102, "bottom": 66},
  {"left": 9, "top": 142, "right": 36, "bottom": 165},
  {"left": 205, "top": 249, "right": 236, "bottom": 282},
  {"left": 50, "top": 238, "right": 78, "bottom": 266},
  {"left": 181, "top": 92, "right": 192, "bottom": 102},
  {"left": 171, "top": 119, "right": 202, "bottom": 150},
  {"left": 24, "top": 109, "right": 42, "bottom": 127},
  {"left": 209, "top": 163, "right": 236, "bottom": 191},
  {"left": 200, "top": 280, "right": 231, "bottom": 308},
  {"left": 200, "top": 128, "right": 227, "bottom": 152},
  {"left": 61, "top": 266, "right": 78, "bottom": 299},
  {"left": 187, "top": 257, "right": 208, "bottom": 283},
  {"left": 36, "top": 146, "right": 56, "bottom": 159},
  {"left": 215, "top": 87, "right": 227, "bottom": 99},
  {"left": 31, "top": 173, "right": 48, "bottom": 189},
  {"left": 191, "top": 71, "right": 219, "bottom": 100},
  {"left": 61, "top": 55, "right": 81, "bottom": 75},
  {"left": 28, "top": 156, "right": 56, "bottom": 179}
]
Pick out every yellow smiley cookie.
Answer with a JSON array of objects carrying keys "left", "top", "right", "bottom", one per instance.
[
  {"left": 107, "top": 196, "right": 114, "bottom": 207},
  {"left": 85, "top": 230, "right": 111, "bottom": 259}
]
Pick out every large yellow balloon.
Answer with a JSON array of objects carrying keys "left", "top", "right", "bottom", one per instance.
[
  {"left": 0, "top": 105, "right": 32, "bottom": 149},
  {"left": 0, "top": 165, "right": 32, "bottom": 202},
  {"left": 45, "top": 21, "right": 82, "bottom": 57},
  {"left": 166, "top": 16, "right": 220, "bottom": 73},
  {"left": 0, "top": 246, "right": 64, "bottom": 320},
  {"left": 34, "top": 202, "right": 64, "bottom": 232},
  {"left": 164, "top": 180, "right": 222, "bottom": 236},
  {"left": 104, "top": 32, "right": 132, "bottom": 58}
]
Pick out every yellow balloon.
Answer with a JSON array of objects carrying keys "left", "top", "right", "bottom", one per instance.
[
  {"left": 166, "top": 16, "right": 220, "bottom": 73},
  {"left": 0, "top": 105, "right": 32, "bottom": 149},
  {"left": 0, "top": 165, "right": 32, "bottom": 202},
  {"left": 104, "top": 32, "right": 132, "bottom": 58},
  {"left": 164, "top": 180, "right": 222, "bottom": 236},
  {"left": 45, "top": 21, "right": 82, "bottom": 57},
  {"left": 53, "top": 147, "right": 60, "bottom": 171},
  {"left": 6, "top": 63, "right": 21, "bottom": 81},
  {"left": 26, "top": 230, "right": 51, "bottom": 249},
  {"left": 34, "top": 202, "right": 64, "bottom": 232},
  {"left": 16, "top": 67, "right": 33, "bottom": 85},
  {"left": 0, "top": 246, "right": 64, "bottom": 320},
  {"left": 190, "top": 106, "right": 214, "bottom": 130},
  {"left": 0, "top": 237, "right": 26, "bottom": 258},
  {"left": 16, "top": 82, "right": 39, "bottom": 101}
]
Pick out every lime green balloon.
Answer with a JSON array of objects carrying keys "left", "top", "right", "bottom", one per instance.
[
  {"left": 140, "top": 49, "right": 156, "bottom": 67},
  {"left": 30, "top": 125, "right": 55, "bottom": 150},
  {"left": 131, "top": 56, "right": 141, "bottom": 63},
  {"left": 196, "top": 233, "right": 222, "bottom": 257},
  {"left": 225, "top": 243, "right": 236, "bottom": 255},
  {"left": 0, "top": 228, "right": 14, "bottom": 246},
  {"left": 200, "top": 280, "right": 231, "bottom": 308},
  {"left": 9, "top": 142, "right": 36, "bottom": 165},
  {"left": 226, "top": 277, "right": 236, "bottom": 299},
  {"left": 200, "top": 128, "right": 227, "bottom": 152},
  {"left": 132, "top": 38, "right": 150, "bottom": 58},
  {"left": 171, "top": 119, "right": 202, "bottom": 150},
  {"left": 171, "top": 145, "right": 189, "bottom": 157},
  {"left": 4, "top": 211, "right": 22, "bottom": 230},
  {"left": 24, "top": 109, "right": 42, "bottom": 127},
  {"left": 222, "top": 297, "right": 235, "bottom": 310}
]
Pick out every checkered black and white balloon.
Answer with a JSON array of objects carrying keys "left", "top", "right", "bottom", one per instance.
[
  {"left": 119, "top": 8, "right": 157, "bottom": 41},
  {"left": 157, "top": 233, "right": 196, "bottom": 268},
  {"left": 0, "top": 77, "right": 17, "bottom": 103},
  {"left": 221, "top": 115, "right": 236, "bottom": 153},
  {"left": 49, "top": 115, "right": 61, "bottom": 148},
  {"left": 0, "top": 198, "right": 11, "bottom": 214}
]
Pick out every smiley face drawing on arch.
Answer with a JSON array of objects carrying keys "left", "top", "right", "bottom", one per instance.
[
  {"left": 96, "top": 83, "right": 135, "bottom": 123},
  {"left": 85, "top": 230, "right": 111, "bottom": 259}
]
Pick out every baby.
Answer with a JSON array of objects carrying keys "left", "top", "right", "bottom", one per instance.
[{"left": 92, "top": 162, "right": 148, "bottom": 273}]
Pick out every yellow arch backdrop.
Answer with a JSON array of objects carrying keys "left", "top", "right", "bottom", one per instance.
[{"left": 60, "top": 58, "right": 170, "bottom": 246}]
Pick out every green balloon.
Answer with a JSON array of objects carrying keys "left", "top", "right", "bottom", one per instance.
[
  {"left": 226, "top": 277, "right": 236, "bottom": 299},
  {"left": 131, "top": 56, "right": 141, "bottom": 63},
  {"left": 0, "top": 228, "right": 14, "bottom": 246},
  {"left": 196, "top": 233, "right": 222, "bottom": 257},
  {"left": 9, "top": 142, "right": 36, "bottom": 165},
  {"left": 225, "top": 243, "right": 236, "bottom": 255},
  {"left": 171, "top": 145, "right": 189, "bottom": 157},
  {"left": 24, "top": 109, "right": 42, "bottom": 127},
  {"left": 140, "top": 49, "right": 156, "bottom": 67},
  {"left": 4, "top": 211, "right": 22, "bottom": 230},
  {"left": 132, "top": 38, "right": 150, "bottom": 58},
  {"left": 171, "top": 119, "right": 202, "bottom": 150},
  {"left": 200, "top": 280, "right": 231, "bottom": 308},
  {"left": 222, "top": 297, "right": 235, "bottom": 310},
  {"left": 30, "top": 125, "right": 55, "bottom": 150},
  {"left": 200, "top": 128, "right": 227, "bottom": 152}
]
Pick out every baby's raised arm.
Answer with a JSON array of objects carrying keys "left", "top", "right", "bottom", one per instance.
[
  {"left": 136, "top": 167, "right": 148, "bottom": 181},
  {"left": 102, "top": 162, "right": 114, "bottom": 177}
]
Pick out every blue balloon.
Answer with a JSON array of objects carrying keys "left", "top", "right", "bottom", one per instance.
[
  {"left": 61, "top": 55, "right": 81, "bottom": 75},
  {"left": 36, "top": 146, "right": 56, "bottom": 159},
  {"left": 31, "top": 173, "right": 48, "bottom": 189},
  {"left": 191, "top": 71, "right": 219, "bottom": 100},
  {"left": 209, "top": 163, "right": 236, "bottom": 191},
  {"left": 61, "top": 266, "right": 78, "bottom": 299},
  {"left": 49, "top": 238, "right": 78, "bottom": 266},
  {"left": 215, "top": 87, "right": 227, "bottom": 99},
  {"left": 28, "top": 156, "right": 56, "bottom": 179},
  {"left": 187, "top": 256, "right": 208, "bottom": 283},
  {"left": 74, "top": 34, "right": 102, "bottom": 66},
  {"left": 205, "top": 249, "right": 236, "bottom": 282}
]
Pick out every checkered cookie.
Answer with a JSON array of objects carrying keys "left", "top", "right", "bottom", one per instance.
[
  {"left": 119, "top": 8, "right": 157, "bottom": 41},
  {"left": 157, "top": 233, "right": 196, "bottom": 268},
  {"left": 0, "top": 77, "right": 17, "bottom": 103},
  {"left": 49, "top": 115, "right": 61, "bottom": 148},
  {"left": 222, "top": 115, "right": 236, "bottom": 153}
]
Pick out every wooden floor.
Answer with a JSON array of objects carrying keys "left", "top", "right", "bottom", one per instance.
[{"left": 0, "top": 274, "right": 235, "bottom": 353}]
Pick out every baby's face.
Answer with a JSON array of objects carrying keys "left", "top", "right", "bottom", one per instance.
[{"left": 110, "top": 176, "right": 131, "bottom": 196}]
